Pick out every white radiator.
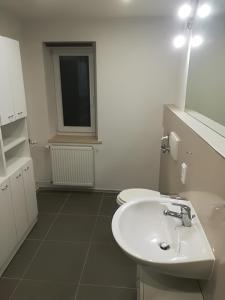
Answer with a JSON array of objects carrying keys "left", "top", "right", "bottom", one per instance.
[{"left": 50, "top": 145, "right": 94, "bottom": 186}]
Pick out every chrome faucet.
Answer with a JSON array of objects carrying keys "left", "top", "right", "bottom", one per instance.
[
  {"left": 161, "top": 136, "right": 170, "bottom": 154},
  {"left": 163, "top": 203, "right": 194, "bottom": 227}
]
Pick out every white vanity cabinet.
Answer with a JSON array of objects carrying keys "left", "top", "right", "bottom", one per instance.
[
  {"left": 0, "top": 36, "right": 27, "bottom": 126},
  {"left": 10, "top": 168, "right": 29, "bottom": 242},
  {"left": 22, "top": 160, "right": 38, "bottom": 225},
  {"left": 0, "top": 179, "right": 17, "bottom": 269}
]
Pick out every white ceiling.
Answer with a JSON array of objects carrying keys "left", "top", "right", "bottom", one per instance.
[{"left": 0, "top": 0, "right": 184, "bottom": 21}]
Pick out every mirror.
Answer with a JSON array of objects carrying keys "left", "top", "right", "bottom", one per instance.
[{"left": 185, "top": 0, "right": 225, "bottom": 137}]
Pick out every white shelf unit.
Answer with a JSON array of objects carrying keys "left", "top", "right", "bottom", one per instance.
[
  {"left": 0, "top": 35, "right": 38, "bottom": 277},
  {"left": 0, "top": 118, "right": 30, "bottom": 176},
  {"left": 6, "top": 156, "right": 31, "bottom": 177},
  {"left": 3, "top": 137, "right": 27, "bottom": 153}
]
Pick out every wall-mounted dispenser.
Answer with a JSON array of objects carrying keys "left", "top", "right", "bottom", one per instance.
[{"left": 169, "top": 131, "right": 180, "bottom": 161}]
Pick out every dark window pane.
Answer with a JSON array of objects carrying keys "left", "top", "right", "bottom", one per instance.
[{"left": 59, "top": 55, "right": 91, "bottom": 127}]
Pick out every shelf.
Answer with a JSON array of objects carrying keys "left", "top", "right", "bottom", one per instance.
[
  {"left": 6, "top": 157, "right": 31, "bottom": 176},
  {"left": 3, "top": 137, "right": 27, "bottom": 153}
]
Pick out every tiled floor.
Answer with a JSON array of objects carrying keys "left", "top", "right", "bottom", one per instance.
[{"left": 0, "top": 191, "right": 137, "bottom": 300}]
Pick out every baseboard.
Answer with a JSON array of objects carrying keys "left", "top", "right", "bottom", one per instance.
[{"left": 36, "top": 181, "right": 121, "bottom": 194}]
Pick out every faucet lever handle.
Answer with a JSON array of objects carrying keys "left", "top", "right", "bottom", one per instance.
[{"left": 172, "top": 203, "right": 191, "bottom": 215}]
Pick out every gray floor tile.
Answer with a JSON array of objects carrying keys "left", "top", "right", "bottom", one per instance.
[
  {"left": 0, "top": 278, "right": 18, "bottom": 299},
  {"left": 99, "top": 196, "right": 119, "bottom": 217},
  {"left": 11, "top": 280, "right": 76, "bottom": 300},
  {"left": 46, "top": 214, "right": 96, "bottom": 242},
  {"left": 103, "top": 192, "right": 119, "bottom": 198},
  {"left": 37, "top": 191, "right": 69, "bottom": 213},
  {"left": 81, "top": 243, "right": 136, "bottom": 287},
  {"left": 3, "top": 240, "right": 41, "bottom": 278},
  {"left": 92, "top": 216, "right": 114, "bottom": 243},
  {"left": 77, "top": 285, "right": 136, "bottom": 300},
  {"left": 61, "top": 192, "right": 102, "bottom": 215},
  {"left": 27, "top": 214, "right": 56, "bottom": 240},
  {"left": 24, "top": 241, "right": 88, "bottom": 284},
  {"left": 0, "top": 191, "right": 137, "bottom": 300}
]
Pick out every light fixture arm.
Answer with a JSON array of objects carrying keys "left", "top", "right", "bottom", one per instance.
[{"left": 186, "top": 0, "right": 199, "bottom": 30}]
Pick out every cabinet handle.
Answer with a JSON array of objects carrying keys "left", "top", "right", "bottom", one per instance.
[
  {"left": 24, "top": 166, "right": 29, "bottom": 172},
  {"left": 8, "top": 115, "right": 14, "bottom": 119},
  {"left": 1, "top": 184, "right": 8, "bottom": 191},
  {"left": 16, "top": 174, "right": 21, "bottom": 179},
  {"left": 17, "top": 112, "right": 23, "bottom": 115}
]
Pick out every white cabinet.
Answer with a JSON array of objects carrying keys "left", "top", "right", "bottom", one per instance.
[
  {"left": 0, "top": 36, "right": 27, "bottom": 126},
  {"left": 0, "top": 37, "right": 15, "bottom": 125},
  {"left": 9, "top": 39, "right": 27, "bottom": 120},
  {"left": 10, "top": 169, "right": 29, "bottom": 241},
  {"left": 0, "top": 159, "right": 38, "bottom": 276},
  {"left": 22, "top": 160, "right": 38, "bottom": 225},
  {"left": 0, "top": 179, "right": 17, "bottom": 268},
  {"left": 0, "top": 36, "right": 37, "bottom": 277}
]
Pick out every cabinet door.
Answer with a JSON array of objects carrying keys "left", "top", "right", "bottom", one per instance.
[
  {"left": 8, "top": 39, "right": 27, "bottom": 120},
  {"left": 10, "top": 169, "right": 29, "bottom": 241},
  {"left": 0, "top": 37, "right": 15, "bottom": 125},
  {"left": 22, "top": 160, "right": 38, "bottom": 225},
  {"left": 0, "top": 179, "right": 17, "bottom": 268}
]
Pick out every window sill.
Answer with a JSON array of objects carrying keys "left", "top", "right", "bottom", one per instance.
[{"left": 48, "top": 134, "right": 102, "bottom": 145}]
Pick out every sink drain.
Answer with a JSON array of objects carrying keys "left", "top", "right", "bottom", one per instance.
[{"left": 159, "top": 242, "right": 170, "bottom": 250}]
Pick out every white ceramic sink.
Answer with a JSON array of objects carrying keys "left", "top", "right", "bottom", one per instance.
[{"left": 112, "top": 198, "right": 215, "bottom": 279}]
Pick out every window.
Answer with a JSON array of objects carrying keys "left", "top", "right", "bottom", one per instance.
[{"left": 52, "top": 46, "right": 96, "bottom": 134}]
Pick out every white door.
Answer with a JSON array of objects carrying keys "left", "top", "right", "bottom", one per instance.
[
  {"left": 0, "top": 179, "right": 17, "bottom": 268},
  {"left": 22, "top": 160, "right": 38, "bottom": 225},
  {"left": 8, "top": 38, "right": 27, "bottom": 120},
  {"left": 0, "top": 37, "right": 15, "bottom": 125},
  {"left": 10, "top": 169, "right": 29, "bottom": 241}
]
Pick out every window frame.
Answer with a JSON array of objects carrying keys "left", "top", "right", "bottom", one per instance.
[{"left": 52, "top": 47, "right": 96, "bottom": 134}]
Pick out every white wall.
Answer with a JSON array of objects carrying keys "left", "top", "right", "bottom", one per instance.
[{"left": 20, "top": 17, "right": 183, "bottom": 191}]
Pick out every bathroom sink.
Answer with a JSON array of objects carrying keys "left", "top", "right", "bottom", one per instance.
[{"left": 112, "top": 198, "right": 215, "bottom": 279}]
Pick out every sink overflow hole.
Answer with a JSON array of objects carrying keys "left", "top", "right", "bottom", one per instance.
[{"left": 159, "top": 242, "right": 170, "bottom": 250}]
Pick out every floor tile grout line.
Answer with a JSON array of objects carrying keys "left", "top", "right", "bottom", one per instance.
[
  {"left": 1, "top": 276, "right": 136, "bottom": 290},
  {"left": 8, "top": 192, "right": 72, "bottom": 300},
  {"left": 79, "top": 283, "right": 137, "bottom": 290},
  {"left": 25, "top": 238, "right": 42, "bottom": 241},
  {"left": 42, "top": 192, "right": 71, "bottom": 242},
  {"left": 52, "top": 212, "right": 113, "bottom": 217},
  {"left": 73, "top": 193, "right": 104, "bottom": 300},
  {"left": 2, "top": 277, "right": 78, "bottom": 285},
  {"left": 97, "top": 192, "right": 105, "bottom": 216},
  {"left": 24, "top": 239, "right": 94, "bottom": 244},
  {"left": 57, "top": 213, "right": 98, "bottom": 216},
  {"left": 1, "top": 276, "right": 20, "bottom": 280},
  {"left": 26, "top": 240, "right": 115, "bottom": 245}
]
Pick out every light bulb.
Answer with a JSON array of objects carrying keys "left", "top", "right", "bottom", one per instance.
[
  {"left": 197, "top": 4, "right": 211, "bottom": 18},
  {"left": 178, "top": 3, "right": 192, "bottom": 20},
  {"left": 173, "top": 35, "right": 186, "bottom": 48},
  {"left": 191, "top": 35, "right": 204, "bottom": 48}
]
